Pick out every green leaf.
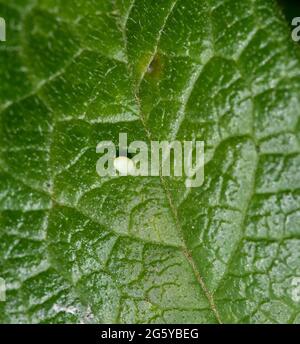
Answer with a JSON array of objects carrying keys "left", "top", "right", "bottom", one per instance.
[{"left": 0, "top": 0, "right": 300, "bottom": 324}]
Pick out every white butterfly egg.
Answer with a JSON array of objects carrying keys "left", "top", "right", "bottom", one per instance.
[{"left": 113, "top": 156, "right": 136, "bottom": 176}]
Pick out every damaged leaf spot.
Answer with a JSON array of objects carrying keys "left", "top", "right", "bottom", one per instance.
[{"left": 146, "top": 53, "right": 164, "bottom": 80}]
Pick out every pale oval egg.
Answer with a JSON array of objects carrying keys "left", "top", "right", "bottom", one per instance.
[{"left": 113, "top": 156, "right": 136, "bottom": 176}]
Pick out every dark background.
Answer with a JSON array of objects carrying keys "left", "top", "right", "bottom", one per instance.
[{"left": 278, "top": 0, "right": 300, "bottom": 24}]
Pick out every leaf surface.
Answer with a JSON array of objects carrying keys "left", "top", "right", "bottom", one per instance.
[{"left": 0, "top": 0, "right": 300, "bottom": 324}]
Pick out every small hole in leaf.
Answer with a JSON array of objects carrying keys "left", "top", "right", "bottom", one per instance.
[{"left": 45, "top": 182, "right": 52, "bottom": 189}]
